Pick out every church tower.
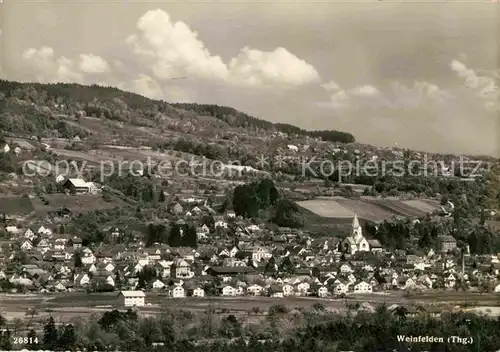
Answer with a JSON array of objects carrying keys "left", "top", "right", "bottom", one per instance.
[{"left": 352, "top": 213, "right": 363, "bottom": 241}]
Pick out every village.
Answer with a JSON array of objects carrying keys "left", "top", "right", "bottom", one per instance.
[{"left": 1, "top": 175, "right": 500, "bottom": 309}]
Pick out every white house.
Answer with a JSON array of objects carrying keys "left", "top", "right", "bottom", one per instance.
[
  {"left": 353, "top": 281, "right": 372, "bottom": 293},
  {"left": 222, "top": 285, "right": 237, "bottom": 296},
  {"left": 2, "top": 144, "right": 10, "bottom": 153},
  {"left": 283, "top": 284, "right": 294, "bottom": 297},
  {"left": 172, "top": 259, "right": 193, "bottom": 279},
  {"left": 287, "top": 144, "right": 299, "bottom": 152},
  {"left": 152, "top": 279, "right": 166, "bottom": 290},
  {"left": 24, "top": 228, "right": 35, "bottom": 239},
  {"left": 81, "top": 253, "right": 96, "bottom": 265},
  {"left": 192, "top": 287, "right": 205, "bottom": 297},
  {"left": 5, "top": 226, "right": 20, "bottom": 234},
  {"left": 318, "top": 286, "right": 329, "bottom": 298},
  {"left": 296, "top": 282, "right": 310, "bottom": 296},
  {"left": 252, "top": 247, "right": 272, "bottom": 262},
  {"left": 20, "top": 240, "right": 33, "bottom": 251},
  {"left": 37, "top": 226, "right": 52, "bottom": 236},
  {"left": 340, "top": 264, "right": 352, "bottom": 274},
  {"left": 334, "top": 282, "right": 349, "bottom": 295},
  {"left": 170, "top": 285, "right": 186, "bottom": 298},
  {"left": 215, "top": 220, "right": 228, "bottom": 229},
  {"left": 156, "top": 261, "right": 173, "bottom": 278},
  {"left": 118, "top": 291, "right": 146, "bottom": 307},
  {"left": 247, "top": 284, "right": 264, "bottom": 296}
]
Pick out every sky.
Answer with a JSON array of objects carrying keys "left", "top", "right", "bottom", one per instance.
[{"left": 1, "top": 0, "right": 499, "bottom": 156}]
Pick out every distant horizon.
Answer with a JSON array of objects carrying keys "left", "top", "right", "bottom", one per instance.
[
  {"left": 1, "top": 2, "right": 498, "bottom": 155},
  {"left": 1, "top": 78, "right": 498, "bottom": 159}
]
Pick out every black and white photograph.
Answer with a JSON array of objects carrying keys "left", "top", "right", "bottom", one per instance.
[{"left": 0, "top": 1, "right": 499, "bottom": 351}]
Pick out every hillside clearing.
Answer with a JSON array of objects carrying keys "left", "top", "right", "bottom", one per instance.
[
  {"left": 403, "top": 200, "right": 440, "bottom": 213},
  {"left": 296, "top": 196, "right": 441, "bottom": 222},
  {"left": 296, "top": 199, "right": 354, "bottom": 218}
]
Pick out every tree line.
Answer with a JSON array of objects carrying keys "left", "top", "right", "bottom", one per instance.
[
  {"left": 232, "top": 178, "right": 304, "bottom": 228},
  {"left": 1, "top": 305, "right": 499, "bottom": 351}
]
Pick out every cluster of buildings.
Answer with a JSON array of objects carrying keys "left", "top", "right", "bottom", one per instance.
[{"left": 1, "top": 211, "right": 500, "bottom": 306}]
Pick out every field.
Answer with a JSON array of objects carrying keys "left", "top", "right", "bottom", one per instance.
[
  {"left": 296, "top": 196, "right": 441, "bottom": 222},
  {"left": 0, "top": 196, "right": 35, "bottom": 214},
  {"left": 0, "top": 194, "right": 128, "bottom": 215},
  {"left": 32, "top": 194, "right": 129, "bottom": 213},
  {"left": 1, "top": 292, "right": 499, "bottom": 324},
  {"left": 296, "top": 199, "right": 354, "bottom": 218}
]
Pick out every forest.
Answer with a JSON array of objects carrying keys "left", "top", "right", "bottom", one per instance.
[
  {"left": 232, "top": 179, "right": 305, "bottom": 228},
  {"left": 0, "top": 80, "right": 355, "bottom": 143},
  {"left": 0, "top": 305, "right": 498, "bottom": 351}
]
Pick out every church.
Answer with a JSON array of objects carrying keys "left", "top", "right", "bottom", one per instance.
[{"left": 339, "top": 214, "right": 371, "bottom": 255}]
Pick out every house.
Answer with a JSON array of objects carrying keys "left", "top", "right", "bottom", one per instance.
[
  {"left": 215, "top": 220, "right": 228, "bottom": 229},
  {"left": 171, "top": 259, "right": 193, "bottom": 279},
  {"left": 155, "top": 261, "right": 173, "bottom": 278},
  {"left": 270, "top": 285, "right": 284, "bottom": 298},
  {"left": 296, "top": 282, "right": 310, "bottom": 296},
  {"left": 74, "top": 273, "right": 90, "bottom": 287},
  {"left": 152, "top": 279, "right": 166, "bottom": 290},
  {"left": 353, "top": 281, "right": 372, "bottom": 293},
  {"left": 282, "top": 284, "right": 294, "bottom": 297},
  {"left": 73, "top": 237, "right": 82, "bottom": 249},
  {"left": 333, "top": 282, "right": 349, "bottom": 295},
  {"left": 37, "top": 226, "right": 52, "bottom": 236},
  {"left": 192, "top": 287, "right": 205, "bottom": 297},
  {"left": 118, "top": 290, "right": 146, "bottom": 307},
  {"left": 24, "top": 228, "right": 36, "bottom": 240},
  {"left": 247, "top": 284, "right": 264, "bottom": 296},
  {"left": 20, "top": 240, "right": 33, "bottom": 251},
  {"left": 340, "top": 263, "right": 352, "bottom": 274},
  {"left": 171, "top": 203, "right": 183, "bottom": 214},
  {"left": 2, "top": 144, "right": 10, "bottom": 153},
  {"left": 206, "top": 266, "right": 256, "bottom": 276},
  {"left": 252, "top": 247, "right": 272, "bottom": 261},
  {"left": 62, "top": 178, "right": 90, "bottom": 194},
  {"left": 438, "top": 235, "right": 457, "bottom": 253},
  {"left": 340, "top": 215, "right": 370, "bottom": 254},
  {"left": 318, "top": 286, "right": 329, "bottom": 298},
  {"left": 5, "top": 226, "right": 20, "bottom": 234},
  {"left": 368, "top": 239, "right": 383, "bottom": 253},
  {"left": 222, "top": 285, "right": 237, "bottom": 296},
  {"left": 170, "top": 285, "right": 186, "bottom": 298},
  {"left": 81, "top": 252, "right": 96, "bottom": 265}
]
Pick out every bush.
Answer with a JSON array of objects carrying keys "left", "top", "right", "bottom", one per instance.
[{"left": 268, "top": 304, "right": 288, "bottom": 315}]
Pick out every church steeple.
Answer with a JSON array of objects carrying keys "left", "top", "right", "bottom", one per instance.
[{"left": 352, "top": 213, "right": 360, "bottom": 229}]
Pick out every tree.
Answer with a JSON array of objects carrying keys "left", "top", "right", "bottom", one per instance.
[
  {"left": 272, "top": 199, "right": 304, "bottom": 228},
  {"left": 58, "top": 324, "right": 76, "bottom": 349},
  {"left": 43, "top": 317, "right": 58, "bottom": 349},
  {"left": 158, "top": 190, "right": 166, "bottom": 202},
  {"left": 73, "top": 251, "right": 83, "bottom": 267}
]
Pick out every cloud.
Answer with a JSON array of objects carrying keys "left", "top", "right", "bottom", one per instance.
[
  {"left": 20, "top": 8, "right": 321, "bottom": 99},
  {"left": 321, "top": 80, "right": 450, "bottom": 111},
  {"left": 450, "top": 59, "right": 499, "bottom": 111},
  {"left": 22, "top": 46, "right": 84, "bottom": 83},
  {"left": 118, "top": 74, "right": 164, "bottom": 100},
  {"left": 79, "top": 54, "right": 110, "bottom": 74},
  {"left": 126, "top": 9, "right": 320, "bottom": 87},
  {"left": 21, "top": 46, "right": 112, "bottom": 83},
  {"left": 350, "top": 85, "right": 381, "bottom": 97},
  {"left": 126, "top": 9, "right": 229, "bottom": 82},
  {"left": 228, "top": 46, "right": 320, "bottom": 86}
]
